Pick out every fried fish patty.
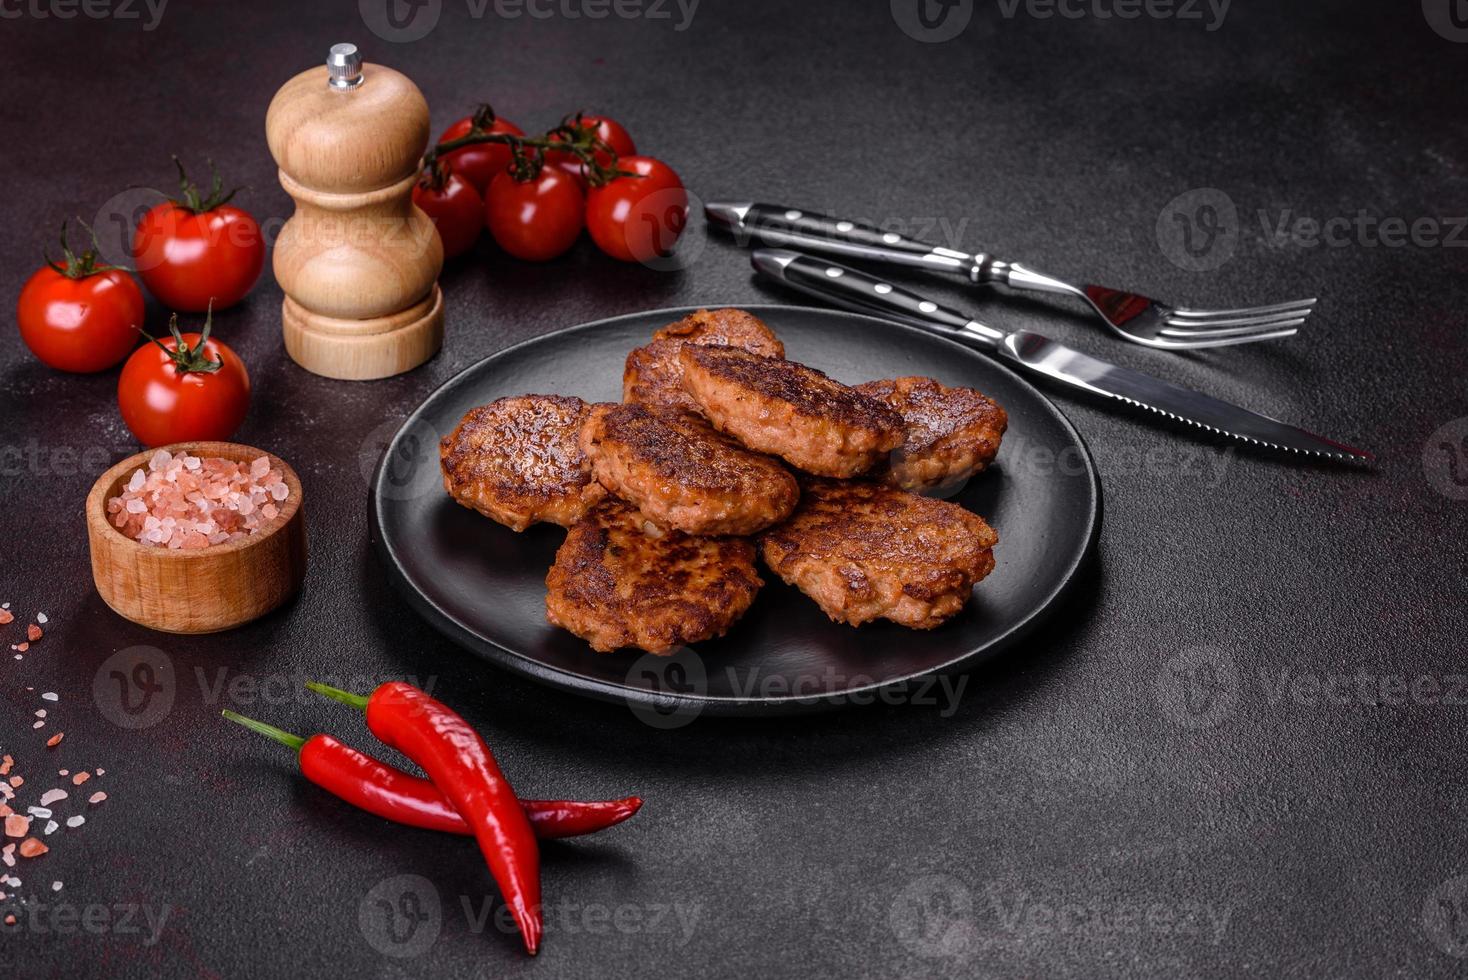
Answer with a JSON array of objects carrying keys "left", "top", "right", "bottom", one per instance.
[
  {"left": 678, "top": 345, "right": 905, "bottom": 478},
  {"left": 760, "top": 479, "right": 998, "bottom": 629},
  {"left": 855, "top": 377, "right": 1008, "bottom": 492},
  {"left": 579, "top": 403, "right": 799, "bottom": 536},
  {"left": 440, "top": 395, "right": 605, "bottom": 532},
  {"left": 545, "top": 500, "right": 764, "bottom": 653},
  {"left": 623, "top": 308, "right": 786, "bottom": 412}
]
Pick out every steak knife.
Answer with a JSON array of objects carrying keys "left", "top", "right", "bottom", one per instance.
[{"left": 749, "top": 248, "right": 1372, "bottom": 463}]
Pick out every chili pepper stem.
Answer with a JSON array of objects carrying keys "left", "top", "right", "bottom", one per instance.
[
  {"left": 220, "top": 709, "right": 307, "bottom": 752},
  {"left": 305, "top": 681, "right": 371, "bottom": 710}
]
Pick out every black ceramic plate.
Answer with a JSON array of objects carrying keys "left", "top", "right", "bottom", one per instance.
[{"left": 370, "top": 305, "right": 1099, "bottom": 716}]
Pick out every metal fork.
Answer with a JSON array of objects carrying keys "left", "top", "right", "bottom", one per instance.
[{"left": 705, "top": 202, "right": 1317, "bottom": 350}]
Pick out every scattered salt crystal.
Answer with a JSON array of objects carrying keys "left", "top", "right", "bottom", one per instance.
[
  {"left": 34, "top": 613, "right": 47, "bottom": 625},
  {"left": 88, "top": 792, "right": 107, "bottom": 805},
  {"left": 52, "top": 881, "right": 61, "bottom": 892},
  {"left": 34, "top": 710, "right": 45, "bottom": 719},
  {"left": 43, "top": 821, "right": 57, "bottom": 835},
  {"left": 39, "top": 790, "right": 65, "bottom": 807},
  {"left": 40, "top": 693, "right": 56, "bottom": 702},
  {"left": 26, "top": 808, "right": 50, "bottom": 819},
  {"left": 65, "top": 816, "right": 84, "bottom": 829},
  {"left": 71, "top": 772, "right": 89, "bottom": 786},
  {"left": 94, "top": 769, "right": 104, "bottom": 776},
  {"left": 31, "top": 721, "right": 43, "bottom": 730}
]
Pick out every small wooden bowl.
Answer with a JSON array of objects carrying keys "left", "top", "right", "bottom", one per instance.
[{"left": 86, "top": 441, "right": 307, "bottom": 634}]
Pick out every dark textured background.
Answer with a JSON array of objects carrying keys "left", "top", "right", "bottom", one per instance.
[{"left": 2, "top": 0, "right": 1466, "bottom": 976}]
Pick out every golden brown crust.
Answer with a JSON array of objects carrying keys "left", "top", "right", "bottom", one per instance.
[
  {"left": 759, "top": 479, "right": 997, "bottom": 629},
  {"left": 855, "top": 377, "right": 1008, "bottom": 492},
  {"left": 623, "top": 308, "right": 784, "bottom": 412},
  {"left": 545, "top": 500, "right": 764, "bottom": 653},
  {"left": 579, "top": 403, "right": 799, "bottom": 536},
  {"left": 440, "top": 395, "right": 606, "bottom": 532},
  {"left": 678, "top": 346, "right": 905, "bottom": 478}
]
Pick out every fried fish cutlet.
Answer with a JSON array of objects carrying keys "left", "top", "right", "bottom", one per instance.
[
  {"left": 855, "top": 377, "right": 1008, "bottom": 493},
  {"left": 579, "top": 403, "right": 799, "bottom": 536},
  {"left": 440, "top": 395, "right": 605, "bottom": 532},
  {"left": 678, "top": 345, "right": 905, "bottom": 478},
  {"left": 759, "top": 479, "right": 998, "bottom": 630},
  {"left": 623, "top": 308, "right": 786, "bottom": 412},
  {"left": 545, "top": 500, "right": 764, "bottom": 654}
]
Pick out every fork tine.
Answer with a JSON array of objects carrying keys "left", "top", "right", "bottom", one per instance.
[
  {"left": 1160, "top": 317, "right": 1309, "bottom": 340},
  {"left": 1163, "top": 309, "right": 1315, "bottom": 332},
  {"left": 1168, "top": 298, "right": 1317, "bottom": 320},
  {"left": 1153, "top": 326, "right": 1301, "bottom": 349}
]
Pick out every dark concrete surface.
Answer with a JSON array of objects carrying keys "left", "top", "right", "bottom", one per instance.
[{"left": 1, "top": 0, "right": 1465, "bottom": 976}]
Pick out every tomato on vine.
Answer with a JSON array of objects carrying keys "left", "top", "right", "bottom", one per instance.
[
  {"left": 546, "top": 114, "right": 635, "bottom": 187},
  {"left": 17, "top": 221, "right": 144, "bottom": 373},
  {"left": 132, "top": 157, "right": 264, "bottom": 312},
  {"left": 585, "top": 156, "right": 687, "bottom": 263},
  {"left": 485, "top": 163, "right": 584, "bottom": 262},
  {"left": 118, "top": 304, "right": 251, "bottom": 447},
  {"left": 413, "top": 163, "right": 484, "bottom": 259},
  {"left": 438, "top": 107, "right": 524, "bottom": 193}
]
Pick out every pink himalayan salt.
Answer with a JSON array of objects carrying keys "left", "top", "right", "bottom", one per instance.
[{"left": 105, "top": 450, "right": 289, "bottom": 549}]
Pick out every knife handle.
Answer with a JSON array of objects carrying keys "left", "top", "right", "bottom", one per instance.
[
  {"left": 751, "top": 249, "right": 1004, "bottom": 351},
  {"left": 742, "top": 204, "right": 942, "bottom": 257}
]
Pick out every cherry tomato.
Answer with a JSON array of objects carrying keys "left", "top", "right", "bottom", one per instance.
[
  {"left": 547, "top": 115, "right": 636, "bottom": 186},
  {"left": 17, "top": 224, "right": 144, "bottom": 373},
  {"left": 585, "top": 156, "right": 687, "bottom": 263},
  {"left": 132, "top": 160, "right": 264, "bottom": 312},
  {"left": 118, "top": 310, "right": 251, "bottom": 447},
  {"left": 485, "top": 168, "right": 585, "bottom": 262},
  {"left": 439, "top": 114, "right": 524, "bottom": 193},
  {"left": 413, "top": 169, "right": 484, "bottom": 259}
]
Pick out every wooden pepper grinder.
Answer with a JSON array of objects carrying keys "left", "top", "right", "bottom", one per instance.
[{"left": 265, "top": 43, "right": 444, "bottom": 380}]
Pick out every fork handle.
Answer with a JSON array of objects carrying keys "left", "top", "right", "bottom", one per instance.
[{"left": 713, "top": 202, "right": 975, "bottom": 274}]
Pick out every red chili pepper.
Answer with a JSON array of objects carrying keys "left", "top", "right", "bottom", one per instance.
[
  {"left": 220, "top": 710, "right": 642, "bottom": 839},
  {"left": 307, "top": 681, "right": 542, "bottom": 955}
]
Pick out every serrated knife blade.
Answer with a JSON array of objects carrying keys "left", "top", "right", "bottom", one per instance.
[{"left": 750, "top": 247, "right": 1373, "bottom": 463}]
